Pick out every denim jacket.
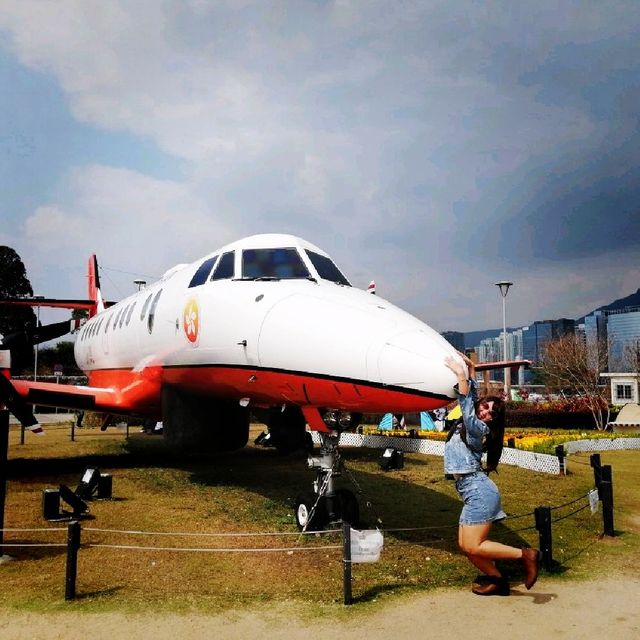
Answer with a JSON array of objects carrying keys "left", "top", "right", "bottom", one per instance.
[{"left": 443, "top": 379, "right": 489, "bottom": 474}]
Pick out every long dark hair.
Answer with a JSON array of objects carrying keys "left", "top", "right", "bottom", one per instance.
[
  {"left": 480, "top": 395, "right": 506, "bottom": 472},
  {"left": 445, "top": 394, "right": 506, "bottom": 472}
]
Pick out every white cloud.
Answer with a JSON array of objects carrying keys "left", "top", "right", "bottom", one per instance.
[
  {"left": 19, "top": 165, "right": 237, "bottom": 298},
  {"left": 2, "top": 1, "right": 639, "bottom": 332}
]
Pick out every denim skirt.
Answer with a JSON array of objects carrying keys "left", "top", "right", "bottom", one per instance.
[{"left": 455, "top": 471, "right": 507, "bottom": 525}]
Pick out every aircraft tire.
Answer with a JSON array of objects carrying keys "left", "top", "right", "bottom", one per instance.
[{"left": 294, "top": 491, "right": 327, "bottom": 531}]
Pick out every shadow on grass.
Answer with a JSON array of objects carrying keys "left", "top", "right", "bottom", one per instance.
[{"left": 7, "top": 437, "right": 537, "bottom": 572}]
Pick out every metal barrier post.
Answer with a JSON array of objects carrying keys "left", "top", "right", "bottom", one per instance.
[
  {"left": 555, "top": 445, "right": 565, "bottom": 475},
  {"left": 534, "top": 506, "right": 553, "bottom": 571},
  {"left": 342, "top": 522, "right": 352, "bottom": 605},
  {"left": 65, "top": 521, "right": 82, "bottom": 600},
  {"left": 590, "top": 453, "right": 601, "bottom": 487},
  {"left": 0, "top": 411, "right": 9, "bottom": 557},
  {"left": 599, "top": 465, "right": 615, "bottom": 537},
  {"left": 71, "top": 418, "right": 75, "bottom": 442}
]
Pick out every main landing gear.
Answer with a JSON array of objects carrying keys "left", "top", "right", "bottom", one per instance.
[{"left": 294, "top": 431, "right": 359, "bottom": 532}]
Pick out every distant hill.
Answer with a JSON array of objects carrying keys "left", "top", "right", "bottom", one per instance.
[
  {"left": 577, "top": 288, "right": 640, "bottom": 322},
  {"left": 463, "top": 328, "right": 508, "bottom": 349},
  {"left": 464, "top": 288, "right": 640, "bottom": 349}
]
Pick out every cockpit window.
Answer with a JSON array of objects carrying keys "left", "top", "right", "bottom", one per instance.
[
  {"left": 241, "top": 248, "right": 310, "bottom": 280},
  {"left": 211, "top": 251, "right": 235, "bottom": 281},
  {"left": 305, "top": 250, "right": 351, "bottom": 286},
  {"left": 189, "top": 256, "right": 217, "bottom": 288}
]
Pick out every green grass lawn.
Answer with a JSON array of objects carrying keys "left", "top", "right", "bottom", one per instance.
[{"left": 2, "top": 423, "right": 639, "bottom": 613}]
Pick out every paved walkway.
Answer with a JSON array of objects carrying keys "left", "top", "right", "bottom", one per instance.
[{"left": 1, "top": 576, "right": 638, "bottom": 640}]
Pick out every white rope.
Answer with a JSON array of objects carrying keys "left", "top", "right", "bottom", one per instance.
[
  {"left": 86, "top": 543, "right": 341, "bottom": 553},
  {"left": 0, "top": 527, "right": 67, "bottom": 533},
  {"left": 0, "top": 543, "right": 67, "bottom": 548},
  {"left": 84, "top": 527, "right": 340, "bottom": 537}
]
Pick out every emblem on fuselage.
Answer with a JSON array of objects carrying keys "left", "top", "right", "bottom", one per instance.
[{"left": 183, "top": 298, "right": 200, "bottom": 345}]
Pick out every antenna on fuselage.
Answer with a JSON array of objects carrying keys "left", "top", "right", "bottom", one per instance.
[{"left": 134, "top": 279, "right": 147, "bottom": 291}]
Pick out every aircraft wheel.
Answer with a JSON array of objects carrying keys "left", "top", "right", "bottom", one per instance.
[
  {"left": 294, "top": 492, "right": 327, "bottom": 531},
  {"left": 335, "top": 488, "right": 360, "bottom": 527}
]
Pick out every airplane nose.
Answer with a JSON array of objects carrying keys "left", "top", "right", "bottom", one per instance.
[{"left": 375, "top": 329, "right": 459, "bottom": 398}]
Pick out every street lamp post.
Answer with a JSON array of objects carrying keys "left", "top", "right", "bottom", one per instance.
[
  {"left": 33, "top": 300, "right": 41, "bottom": 382},
  {"left": 495, "top": 281, "right": 513, "bottom": 397}
]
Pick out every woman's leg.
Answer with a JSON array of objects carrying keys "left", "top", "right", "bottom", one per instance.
[{"left": 458, "top": 522, "right": 522, "bottom": 576}]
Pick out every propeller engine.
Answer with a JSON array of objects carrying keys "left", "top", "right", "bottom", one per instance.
[{"left": 0, "top": 317, "right": 83, "bottom": 435}]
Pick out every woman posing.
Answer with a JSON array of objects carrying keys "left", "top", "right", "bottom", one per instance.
[{"left": 444, "top": 351, "right": 539, "bottom": 596}]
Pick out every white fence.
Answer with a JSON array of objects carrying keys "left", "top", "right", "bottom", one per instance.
[{"left": 315, "top": 432, "right": 640, "bottom": 475}]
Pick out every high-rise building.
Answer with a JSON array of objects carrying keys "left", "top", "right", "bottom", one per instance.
[
  {"left": 606, "top": 307, "right": 640, "bottom": 372},
  {"left": 519, "top": 319, "right": 575, "bottom": 382},
  {"left": 441, "top": 331, "right": 465, "bottom": 352}
]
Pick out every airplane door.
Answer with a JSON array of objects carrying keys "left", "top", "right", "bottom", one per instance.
[{"left": 181, "top": 281, "right": 262, "bottom": 367}]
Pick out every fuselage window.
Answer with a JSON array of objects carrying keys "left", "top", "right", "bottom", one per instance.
[
  {"left": 241, "top": 248, "right": 310, "bottom": 280},
  {"left": 147, "top": 289, "right": 163, "bottom": 334},
  {"left": 305, "top": 250, "right": 351, "bottom": 286},
  {"left": 211, "top": 251, "right": 234, "bottom": 280},
  {"left": 125, "top": 302, "right": 136, "bottom": 325},
  {"left": 119, "top": 305, "right": 128, "bottom": 329},
  {"left": 188, "top": 256, "right": 218, "bottom": 288},
  {"left": 140, "top": 293, "right": 153, "bottom": 320},
  {"left": 113, "top": 308, "right": 123, "bottom": 330}
]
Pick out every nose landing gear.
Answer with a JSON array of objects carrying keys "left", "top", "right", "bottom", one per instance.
[{"left": 294, "top": 431, "right": 359, "bottom": 531}]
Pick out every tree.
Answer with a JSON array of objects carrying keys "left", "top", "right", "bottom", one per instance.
[
  {"left": 0, "top": 246, "right": 37, "bottom": 374},
  {"left": 622, "top": 339, "right": 640, "bottom": 376},
  {"left": 539, "top": 334, "right": 610, "bottom": 430},
  {"left": 36, "top": 341, "right": 83, "bottom": 376}
]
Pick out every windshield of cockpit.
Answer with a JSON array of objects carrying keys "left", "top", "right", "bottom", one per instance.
[{"left": 240, "top": 247, "right": 351, "bottom": 285}]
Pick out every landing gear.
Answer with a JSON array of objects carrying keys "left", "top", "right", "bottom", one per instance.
[{"left": 294, "top": 431, "right": 359, "bottom": 531}]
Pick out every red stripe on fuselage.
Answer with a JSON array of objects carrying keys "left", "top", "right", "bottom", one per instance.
[{"left": 87, "top": 365, "right": 450, "bottom": 415}]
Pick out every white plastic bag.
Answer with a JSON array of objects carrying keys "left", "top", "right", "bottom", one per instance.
[{"left": 350, "top": 528, "right": 384, "bottom": 563}]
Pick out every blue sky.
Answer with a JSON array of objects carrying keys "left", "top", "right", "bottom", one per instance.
[{"left": 1, "top": 1, "right": 639, "bottom": 332}]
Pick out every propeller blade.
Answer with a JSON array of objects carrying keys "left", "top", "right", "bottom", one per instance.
[
  {"left": 0, "top": 318, "right": 82, "bottom": 351},
  {"left": 0, "top": 374, "right": 43, "bottom": 435}
]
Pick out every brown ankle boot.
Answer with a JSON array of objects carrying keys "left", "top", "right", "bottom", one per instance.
[
  {"left": 472, "top": 576, "right": 509, "bottom": 596},
  {"left": 521, "top": 548, "right": 540, "bottom": 589}
]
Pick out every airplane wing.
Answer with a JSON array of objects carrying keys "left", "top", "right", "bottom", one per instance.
[
  {"left": 10, "top": 379, "right": 119, "bottom": 414},
  {"left": 0, "top": 296, "right": 115, "bottom": 310}
]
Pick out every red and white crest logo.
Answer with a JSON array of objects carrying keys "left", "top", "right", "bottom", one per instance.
[{"left": 183, "top": 298, "right": 200, "bottom": 345}]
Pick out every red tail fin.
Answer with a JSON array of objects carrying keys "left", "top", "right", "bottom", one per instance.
[{"left": 87, "top": 255, "right": 104, "bottom": 317}]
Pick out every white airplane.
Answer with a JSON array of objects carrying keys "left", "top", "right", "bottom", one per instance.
[{"left": 0, "top": 233, "right": 524, "bottom": 529}]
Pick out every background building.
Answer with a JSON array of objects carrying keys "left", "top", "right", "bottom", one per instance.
[{"left": 441, "top": 330, "right": 465, "bottom": 352}]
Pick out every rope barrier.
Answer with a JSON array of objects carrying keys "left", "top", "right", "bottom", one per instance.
[
  {"left": 550, "top": 491, "right": 593, "bottom": 511},
  {"left": 551, "top": 503, "right": 591, "bottom": 523},
  {"left": 0, "top": 543, "right": 67, "bottom": 548},
  {"left": 0, "top": 527, "right": 67, "bottom": 533},
  {"left": 84, "top": 526, "right": 340, "bottom": 537},
  {"left": 86, "top": 543, "right": 341, "bottom": 553}
]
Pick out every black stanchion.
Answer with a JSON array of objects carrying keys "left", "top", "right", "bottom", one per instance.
[
  {"left": 534, "top": 506, "right": 553, "bottom": 571},
  {"left": 65, "top": 520, "right": 82, "bottom": 600},
  {"left": 555, "top": 445, "right": 566, "bottom": 475},
  {"left": 0, "top": 411, "right": 9, "bottom": 558},
  {"left": 71, "top": 419, "right": 75, "bottom": 442},
  {"left": 507, "top": 437, "right": 516, "bottom": 448},
  {"left": 590, "top": 453, "right": 602, "bottom": 487},
  {"left": 599, "top": 465, "right": 615, "bottom": 537},
  {"left": 342, "top": 522, "right": 352, "bottom": 605}
]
